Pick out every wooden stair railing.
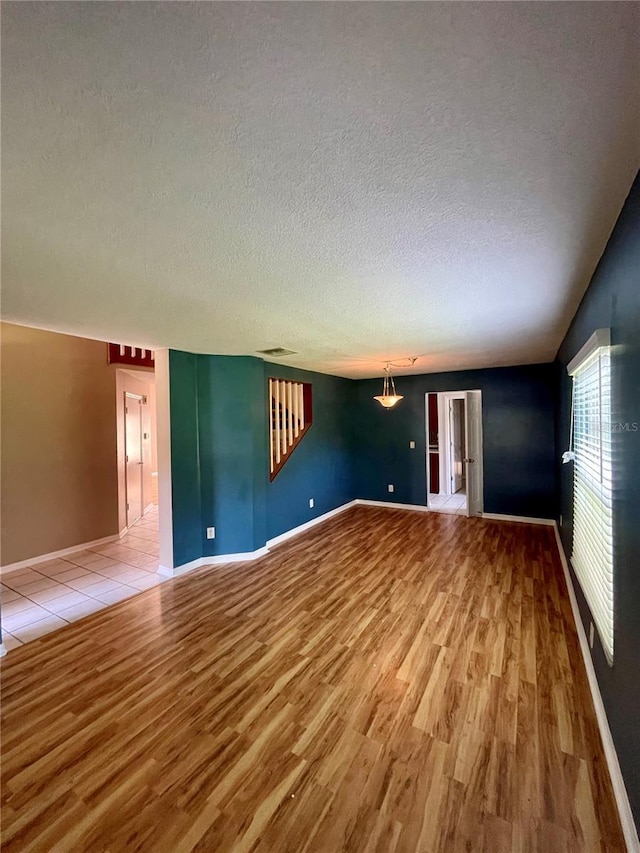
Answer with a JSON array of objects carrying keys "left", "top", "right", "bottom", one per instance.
[{"left": 269, "top": 378, "right": 313, "bottom": 480}]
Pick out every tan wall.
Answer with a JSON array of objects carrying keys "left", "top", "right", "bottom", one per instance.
[{"left": 1, "top": 323, "right": 119, "bottom": 565}]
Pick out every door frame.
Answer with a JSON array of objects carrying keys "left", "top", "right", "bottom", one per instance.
[{"left": 425, "top": 390, "right": 484, "bottom": 517}]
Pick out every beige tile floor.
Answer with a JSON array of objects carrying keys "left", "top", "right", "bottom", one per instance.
[
  {"left": 428, "top": 491, "right": 467, "bottom": 514},
  {"left": 1, "top": 507, "right": 161, "bottom": 651}
]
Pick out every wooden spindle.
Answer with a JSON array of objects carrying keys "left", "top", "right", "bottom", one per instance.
[
  {"left": 274, "top": 380, "right": 281, "bottom": 464},
  {"left": 269, "top": 379, "right": 274, "bottom": 473}
]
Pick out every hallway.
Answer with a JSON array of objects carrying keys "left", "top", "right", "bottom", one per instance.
[{"left": 1, "top": 508, "right": 160, "bottom": 650}]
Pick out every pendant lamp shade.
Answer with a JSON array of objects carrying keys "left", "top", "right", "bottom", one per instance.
[{"left": 374, "top": 366, "right": 403, "bottom": 408}]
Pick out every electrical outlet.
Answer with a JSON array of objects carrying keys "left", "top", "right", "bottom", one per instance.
[
  {"left": 388, "top": 484, "right": 394, "bottom": 493},
  {"left": 206, "top": 527, "right": 215, "bottom": 540},
  {"left": 409, "top": 440, "right": 416, "bottom": 449},
  {"left": 589, "top": 622, "right": 594, "bottom": 649},
  {"left": 309, "top": 498, "right": 314, "bottom": 508}
]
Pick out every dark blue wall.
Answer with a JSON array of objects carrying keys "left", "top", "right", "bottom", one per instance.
[
  {"left": 352, "top": 364, "right": 557, "bottom": 519},
  {"left": 556, "top": 171, "right": 640, "bottom": 826},
  {"left": 264, "top": 364, "right": 354, "bottom": 541}
]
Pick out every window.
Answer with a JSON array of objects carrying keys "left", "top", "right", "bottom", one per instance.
[{"left": 567, "top": 329, "right": 614, "bottom": 663}]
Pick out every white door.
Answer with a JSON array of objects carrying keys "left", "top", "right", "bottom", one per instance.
[
  {"left": 125, "top": 393, "right": 143, "bottom": 527},
  {"left": 464, "top": 390, "right": 483, "bottom": 517},
  {"left": 449, "top": 399, "right": 465, "bottom": 494}
]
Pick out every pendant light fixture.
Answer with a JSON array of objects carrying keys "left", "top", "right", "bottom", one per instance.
[{"left": 374, "top": 364, "right": 403, "bottom": 409}]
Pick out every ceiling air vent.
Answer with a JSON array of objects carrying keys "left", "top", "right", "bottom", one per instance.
[{"left": 257, "top": 347, "right": 297, "bottom": 357}]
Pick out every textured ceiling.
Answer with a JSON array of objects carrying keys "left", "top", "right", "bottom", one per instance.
[{"left": 2, "top": 2, "right": 639, "bottom": 378}]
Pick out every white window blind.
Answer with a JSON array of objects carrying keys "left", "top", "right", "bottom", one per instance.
[{"left": 568, "top": 329, "right": 614, "bottom": 664}]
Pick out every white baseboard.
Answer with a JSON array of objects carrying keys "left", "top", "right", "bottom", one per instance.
[
  {"left": 0, "top": 533, "right": 121, "bottom": 576},
  {"left": 553, "top": 523, "right": 640, "bottom": 853},
  {"left": 158, "top": 560, "right": 200, "bottom": 578},
  {"left": 144, "top": 503, "right": 154, "bottom": 515},
  {"left": 206, "top": 547, "right": 270, "bottom": 566},
  {"left": 480, "top": 512, "right": 555, "bottom": 526},
  {"left": 158, "top": 546, "right": 271, "bottom": 578},
  {"left": 266, "top": 501, "right": 357, "bottom": 549},
  {"left": 0, "top": 644, "right": 6, "bottom": 658},
  {"left": 355, "top": 502, "right": 555, "bottom": 527},
  {"left": 119, "top": 526, "right": 128, "bottom": 539},
  {"left": 159, "top": 502, "right": 359, "bottom": 576},
  {"left": 355, "top": 499, "right": 431, "bottom": 513}
]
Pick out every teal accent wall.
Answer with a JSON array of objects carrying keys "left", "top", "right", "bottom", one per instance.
[
  {"left": 198, "top": 356, "right": 266, "bottom": 557},
  {"left": 170, "top": 353, "right": 357, "bottom": 565},
  {"left": 169, "top": 352, "right": 267, "bottom": 567},
  {"left": 264, "top": 364, "right": 355, "bottom": 540},
  {"left": 169, "top": 350, "right": 202, "bottom": 566}
]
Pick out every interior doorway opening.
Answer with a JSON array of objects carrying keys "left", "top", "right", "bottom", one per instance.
[
  {"left": 425, "top": 390, "right": 484, "bottom": 517},
  {"left": 116, "top": 367, "right": 158, "bottom": 537},
  {"left": 124, "top": 392, "right": 144, "bottom": 527}
]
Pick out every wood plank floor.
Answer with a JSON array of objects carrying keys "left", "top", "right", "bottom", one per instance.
[{"left": 0, "top": 506, "right": 625, "bottom": 852}]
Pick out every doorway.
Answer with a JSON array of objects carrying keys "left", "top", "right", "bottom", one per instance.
[
  {"left": 116, "top": 368, "right": 158, "bottom": 537},
  {"left": 425, "top": 390, "right": 484, "bottom": 517},
  {"left": 125, "top": 393, "right": 144, "bottom": 527},
  {"left": 449, "top": 398, "right": 466, "bottom": 496}
]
